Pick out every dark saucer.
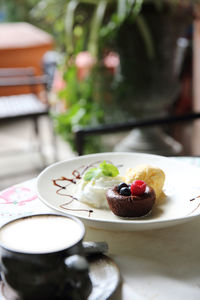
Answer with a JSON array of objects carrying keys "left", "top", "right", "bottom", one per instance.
[{"left": 1, "top": 254, "right": 121, "bottom": 300}]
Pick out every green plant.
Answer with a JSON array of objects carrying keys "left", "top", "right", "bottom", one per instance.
[
  {"left": 53, "top": 63, "right": 104, "bottom": 152},
  {"left": 7, "top": 0, "right": 199, "bottom": 153},
  {"left": 64, "top": 0, "right": 199, "bottom": 59},
  {"left": 3, "top": 0, "right": 40, "bottom": 23},
  {"left": 52, "top": 0, "right": 147, "bottom": 153},
  {"left": 51, "top": 0, "right": 199, "bottom": 153}
]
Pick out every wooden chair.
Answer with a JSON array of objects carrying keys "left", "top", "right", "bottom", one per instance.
[{"left": 0, "top": 67, "right": 57, "bottom": 165}]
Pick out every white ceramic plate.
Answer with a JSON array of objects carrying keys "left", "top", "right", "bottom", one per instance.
[{"left": 36, "top": 152, "right": 200, "bottom": 231}]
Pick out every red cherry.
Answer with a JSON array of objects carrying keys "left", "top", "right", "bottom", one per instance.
[{"left": 131, "top": 180, "right": 146, "bottom": 196}]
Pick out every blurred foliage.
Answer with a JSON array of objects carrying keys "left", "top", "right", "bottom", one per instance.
[
  {"left": 2, "top": 0, "right": 199, "bottom": 153},
  {"left": 3, "top": 0, "right": 199, "bottom": 53},
  {"left": 51, "top": 0, "right": 145, "bottom": 153},
  {"left": 54, "top": 63, "right": 105, "bottom": 152},
  {"left": 3, "top": 0, "right": 38, "bottom": 22}
]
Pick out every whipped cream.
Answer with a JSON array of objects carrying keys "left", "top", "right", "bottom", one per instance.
[{"left": 76, "top": 176, "right": 122, "bottom": 209}]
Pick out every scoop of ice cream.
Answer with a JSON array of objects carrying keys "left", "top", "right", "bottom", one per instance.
[
  {"left": 76, "top": 175, "right": 122, "bottom": 209},
  {"left": 124, "top": 164, "right": 165, "bottom": 202}
]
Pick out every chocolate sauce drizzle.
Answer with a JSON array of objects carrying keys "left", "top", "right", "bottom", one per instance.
[
  {"left": 190, "top": 195, "right": 200, "bottom": 202},
  {"left": 188, "top": 195, "right": 200, "bottom": 215},
  {"left": 52, "top": 161, "right": 107, "bottom": 217}
]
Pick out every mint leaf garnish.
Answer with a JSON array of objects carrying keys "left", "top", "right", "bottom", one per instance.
[
  {"left": 83, "top": 161, "right": 119, "bottom": 181},
  {"left": 83, "top": 167, "right": 101, "bottom": 181},
  {"left": 100, "top": 161, "right": 119, "bottom": 177}
]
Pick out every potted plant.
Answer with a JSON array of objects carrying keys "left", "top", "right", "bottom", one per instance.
[{"left": 33, "top": 0, "right": 200, "bottom": 153}]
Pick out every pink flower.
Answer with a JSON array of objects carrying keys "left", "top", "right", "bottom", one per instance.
[
  {"left": 75, "top": 51, "right": 95, "bottom": 80},
  {"left": 103, "top": 52, "right": 120, "bottom": 74},
  {"left": 52, "top": 70, "right": 66, "bottom": 92}
]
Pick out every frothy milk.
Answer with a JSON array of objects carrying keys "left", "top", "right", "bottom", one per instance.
[{"left": 0, "top": 215, "right": 83, "bottom": 253}]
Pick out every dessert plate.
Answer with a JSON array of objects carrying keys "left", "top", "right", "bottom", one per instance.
[{"left": 36, "top": 152, "right": 200, "bottom": 231}]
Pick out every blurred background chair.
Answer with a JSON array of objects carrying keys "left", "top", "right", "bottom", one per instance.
[
  {"left": 0, "top": 22, "right": 59, "bottom": 178},
  {"left": 0, "top": 66, "right": 57, "bottom": 165},
  {"left": 0, "top": 22, "right": 76, "bottom": 189}
]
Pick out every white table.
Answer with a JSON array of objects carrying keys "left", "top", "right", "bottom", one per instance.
[{"left": 1, "top": 157, "right": 200, "bottom": 300}]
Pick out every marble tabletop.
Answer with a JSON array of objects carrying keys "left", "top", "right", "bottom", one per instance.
[{"left": 1, "top": 157, "right": 200, "bottom": 300}]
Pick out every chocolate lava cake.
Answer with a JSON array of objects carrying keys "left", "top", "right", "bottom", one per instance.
[{"left": 106, "top": 181, "right": 156, "bottom": 218}]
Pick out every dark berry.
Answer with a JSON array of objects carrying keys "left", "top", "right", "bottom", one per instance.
[
  {"left": 131, "top": 180, "right": 146, "bottom": 196},
  {"left": 119, "top": 187, "right": 131, "bottom": 196},
  {"left": 117, "top": 182, "right": 128, "bottom": 193}
]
